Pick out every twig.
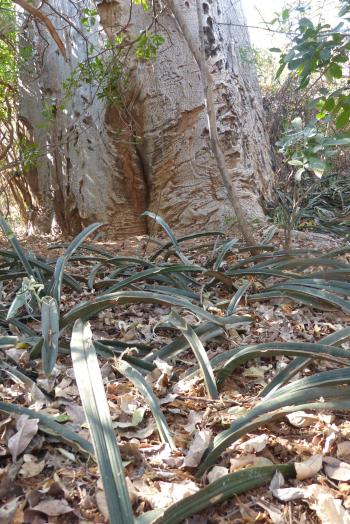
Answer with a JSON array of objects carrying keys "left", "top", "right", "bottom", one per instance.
[{"left": 13, "top": 0, "right": 67, "bottom": 60}]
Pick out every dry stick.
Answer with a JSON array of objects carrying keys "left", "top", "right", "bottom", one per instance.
[
  {"left": 13, "top": 0, "right": 67, "bottom": 61},
  {"left": 168, "top": 0, "right": 256, "bottom": 247}
]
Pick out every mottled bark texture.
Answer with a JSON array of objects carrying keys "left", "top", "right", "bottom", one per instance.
[{"left": 18, "top": 0, "right": 272, "bottom": 236}]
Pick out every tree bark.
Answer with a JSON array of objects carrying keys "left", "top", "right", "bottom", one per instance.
[{"left": 18, "top": 0, "right": 273, "bottom": 237}]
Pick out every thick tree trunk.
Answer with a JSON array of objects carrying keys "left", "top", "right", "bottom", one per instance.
[{"left": 18, "top": 0, "right": 272, "bottom": 236}]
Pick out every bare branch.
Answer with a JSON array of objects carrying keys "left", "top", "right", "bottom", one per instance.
[{"left": 13, "top": 0, "right": 67, "bottom": 60}]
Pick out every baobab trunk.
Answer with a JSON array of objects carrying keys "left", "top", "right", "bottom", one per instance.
[{"left": 18, "top": 0, "right": 272, "bottom": 236}]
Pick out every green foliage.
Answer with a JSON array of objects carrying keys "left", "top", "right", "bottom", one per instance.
[
  {"left": 271, "top": 1, "right": 350, "bottom": 145},
  {"left": 134, "top": 0, "right": 150, "bottom": 11},
  {"left": 277, "top": 116, "right": 350, "bottom": 179},
  {"left": 70, "top": 320, "right": 134, "bottom": 524},
  {"left": 135, "top": 32, "right": 165, "bottom": 61},
  {"left": 62, "top": 29, "right": 164, "bottom": 107},
  {"left": 263, "top": 1, "right": 350, "bottom": 241},
  {"left": 81, "top": 8, "right": 98, "bottom": 32},
  {"left": 2, "top": 214, "right": 350, "bottom": 520},
  {"left": 18, "top": 139, "right": 40, "bottom": 171}
]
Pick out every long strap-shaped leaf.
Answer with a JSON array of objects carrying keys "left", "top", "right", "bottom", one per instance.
[
  {"left": 0, "top": 401, "right": 93, "bottom": 456},
  {"left": 217, "top": 341, "right": 350, "bottom": 387},
  {"left": 167, "top": 312, "right": 218, "bottom": 399},
  {"left": 143, "top": 212, "right": 192, "bottom": 265},
  {"left": 197, "top": 399, "right": 350, "bottom": 477},
  {"left": 62, "top": 291, "right": 250, "bottom": 329},
  {"left": 0, "top": 216, "right": 34, "bottom": 277},
  {"left": 268, "top": 366, "right": 350, "bottom": 399},
  {"left": 153, "top": 464, "right": 295, "bottom": 524},
  {"left": 0, "top": 336, "right": 18, "bottom": 346},
  {"left": 226, "top": 281, "right": 250, "bottom": 314},
  {"left": 41, "top": 296, "right": 60, "bottom": 374},
  {"left": 213, "top": 238, "right": 239, "bottom": 270},
  {"left": 114, "top": 359, "right": 176, "bottom": 449},
  {"left": 50, "top": 222, "right": 102, "bottom": 304},
  {"left": 197, "top": 385, "right": 350, "bottom": 475},
  {"left": 261, "top": 326, "right": 350, "bottom": 397},
  {"left": 101, "top": 264, "right": 204, "bottom": 295},
  {"left": 1, "top": 250, "right": 83, "bottom": 292},
  {"left": 149, "top": 230, "right": 224, "bottom": 261},
  {"left": 284, "top": 278, "right": 350, "bottom": 293},
  {"left": 249, "top": 287, "right": 349, "bottom": 312},
  {"left": 144, "top": 322, "right": 223, "bottom": 363},
  {"left": 70, "top": 320, "right": 134, "bottom": 524}
]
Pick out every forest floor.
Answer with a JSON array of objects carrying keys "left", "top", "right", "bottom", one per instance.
[{"left": 0, "top": 227, "right": 349, "bottom": 524}]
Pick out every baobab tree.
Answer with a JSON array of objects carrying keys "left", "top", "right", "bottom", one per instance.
[{"left": 13, "top": 0, "right": 273, "bottom": 237}]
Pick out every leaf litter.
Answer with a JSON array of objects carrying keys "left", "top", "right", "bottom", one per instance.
[{"left": 0, "top": 230, "right": 350, "bottom": 523}]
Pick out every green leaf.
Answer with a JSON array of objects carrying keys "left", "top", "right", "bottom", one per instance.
[
  {"left": 0, "top": 336, "right": 18, "bottom": 346},
  {"left": 144, "top": 322, "right": 223, "bottom": 363},
  {"left": 70, "top": 320, "right": 134, "bottom": 524},
  {"left": 41, "top": 296, "right": 60, "bottom": 374},
  {"left": 149, "top": 230, "right": 224, "bottom": 261},
  {"left": 323, "top": 97, "right": 335, "bottom": 111},
  {"left": 62, "top": 291, "right": 251, "bottom": 329},
  {"left": 328, "top": 62, "right": 343, "bottom": 79},
  {"left": 167, "top": 312, "right": 218, "bottom": 399},
  {"left": 288, "top": 58, "right": 305, "bottom": 70},
  {"left": 100, "top": 264, "right": 204, "bottom": 295},
  {"left": 288, "top": 159, "right": 304, "bottom": 166},
  {"left": 213, "top": 238, "right": 239, "bottom": 270},
  {"left": 0, "top": 216, "right": 34, "bottom": 277},
  {"left": 143, "top": 212, "right": 191, "bottom": 265},
  {"left": 114, "top": 359, "right": 175, "bottom": 448},
  {"left": 336, "top": 109, "right": 350, "bottom": 128},
  {"left": 50, "top": 223, "right": 102, "bottom": 304},
  {"left": 0, "top": 401, "right": 93, "bottom": 456},
  {"left": 197, "top": 384, "right": 350, "bottom": 475},
  {"left": 217, "top": 341, "right": 350, "bottom": 387},
  {"left": 154, "top": 465, "right": 295, "bottom": 523},
  {"left": 6, "top": 290, "right": 28, "bottom": 320},
  {"left": 226, "top": 281, "right": 250, "bottom": 315},
  {"left": 260, "top": 326, "right": 350, "bottom": 398}
]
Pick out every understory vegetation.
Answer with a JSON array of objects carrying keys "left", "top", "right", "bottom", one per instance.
[
  {"left": 1, "top": 212, "right": 350, "bottom": 522},
  {"left": 1, "top": 0, "right": 350, "bottom": 522}
]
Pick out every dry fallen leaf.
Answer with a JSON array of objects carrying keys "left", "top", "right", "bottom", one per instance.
[
  {"left": 324, "top": 456, "right": 350, "bottom": 481},
  {"left": 7, "top": 415, "right": 39, "bottom": 462},
  {"left": 153, "top": 358, "right": 173, "bottom": 394},
  {"left": 295, "top": 454, "right": 323, "bottom": 480},
  {"left": 306, "top": 485, "right": 350, "bottom": 524},
  {"left": 230, "top": 454, "right": 273, "bottom": 471},
  {"left": 19, "top": 454, "right": 45, "bottom": 478},
  {"left": 0, "top": 497, "right": 21, "bottom": 524},
  {"left": 31, "top": 498, "right": 73, "bottom": 516},
  {"left": 269, "top": 471, "right": 305, "bottom": 501},
  {"left": 95, "top": 484, "right": 109, "bottom": 520},
  {"left": 324, "top": 431, "right": 338, "bottom": 453},
  {"left": 256, "top": 500, "right": 284, "bottom": 524},
  {"left": 337, "top": 441, "right": 350, "bottom": 460},
  {"left": 157, "top": 480, "right": 199, "bottom": 505},
  {"left": 238, "top": 434, "right": 267, "bottom": 453},
  {"left": 120, "top": 393, "right": 139, "bottom": 415},
  {"left": 207, "top": 466, "right": 229, "bottom": 484},
  {"left": 286, "top": 411, "right": 319, "bottom": 428},
  {"left": 183, "top": 430, "right": 212, "bottom": 468},
  {"left": 272, "top": 486, "right": 307, "bottom": 502},
  {"left": 183, "top": 411, "right": 203, "bottom": 434}
]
